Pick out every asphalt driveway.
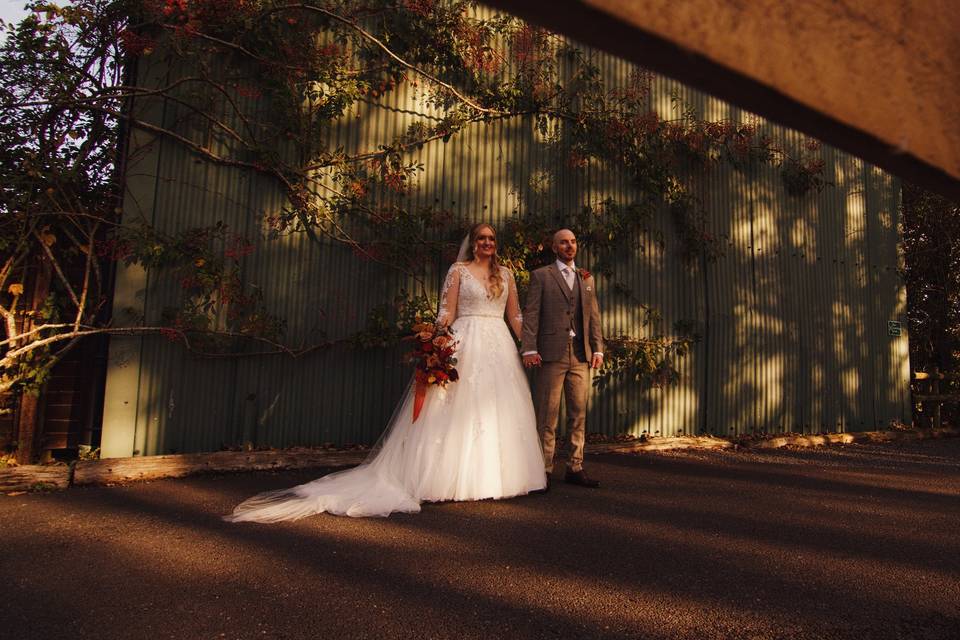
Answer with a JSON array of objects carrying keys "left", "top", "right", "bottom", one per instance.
[{"left": 4, "top": 439, "right": 960, "bottom": 639}]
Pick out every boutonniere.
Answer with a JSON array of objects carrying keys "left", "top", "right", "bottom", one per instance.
[{"left": 577, "top": 268, "right": 593, "bottom": 291}]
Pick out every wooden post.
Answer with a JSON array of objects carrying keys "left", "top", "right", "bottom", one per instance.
[
  {"left": 14, "top": 393, "right": 40, "bottom": 465},
  {"left": 14, "top": 255, "right": 53, "bottom": 465},
  {"left": 932, "top": 366, "right": 942, "bottom": 429}
]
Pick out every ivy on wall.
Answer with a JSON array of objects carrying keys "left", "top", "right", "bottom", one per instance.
[{"left": 0, "top": 0, "right": 828, "bottom": 415}]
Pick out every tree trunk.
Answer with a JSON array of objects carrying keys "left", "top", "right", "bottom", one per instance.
[
  {"left": 14, "top": 255, "right": 53, "bottom": 465},
  {"left": 14, "top": 394, "right": 40, "bottom": 465}
]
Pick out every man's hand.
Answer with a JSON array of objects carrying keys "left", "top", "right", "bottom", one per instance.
[
  {"left": 591, "top": 353, "right": 603, "bottom": 370},
  {"left": 523, "top": 353, "right": 542, "bottom": 368}
]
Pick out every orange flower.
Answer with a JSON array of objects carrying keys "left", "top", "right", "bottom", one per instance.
[{"left": 405, "top": 321, "right": 460, "bottom": 420}]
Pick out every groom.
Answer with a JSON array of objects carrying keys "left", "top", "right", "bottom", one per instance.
[{"left": 522, "top": 229, "right": 604, "bottom": 489}]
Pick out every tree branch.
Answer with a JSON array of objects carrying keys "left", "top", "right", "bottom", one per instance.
[
  {"left": 271, "top": 4, "right": 509, "bottom": 116},
  {"left": 33, "top": 230, "right": 81, "bottom": 310},
  {"left": 0, "top": 325, "right": 343, "bottom": 371},
  {"left": 305, "top": 110, "right": 529, "bottom": 171}
]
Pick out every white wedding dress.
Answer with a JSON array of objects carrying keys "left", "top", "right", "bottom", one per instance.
[{"left": 224, "top": 263, "right": 546, "bottom": 521}]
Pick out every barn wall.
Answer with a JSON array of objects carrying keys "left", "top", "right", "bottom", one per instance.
[{"left": 100, "top": 9, "right": 908, "bottom": 457}]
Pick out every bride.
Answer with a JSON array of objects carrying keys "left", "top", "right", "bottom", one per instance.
[{"left": 224, "top": 222, "right": 547, "bottom": 521}]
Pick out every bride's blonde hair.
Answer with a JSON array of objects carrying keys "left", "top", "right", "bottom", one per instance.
[{"left": 461, "top": 222, "right": 503, "bottom": 299}]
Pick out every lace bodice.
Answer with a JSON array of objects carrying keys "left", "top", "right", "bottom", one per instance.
[
  {"left": 458, "top": 265, "right": 506, "bottom": 316},
  {"left": 437, "top": 264, "right": 522, "bottom": 329}
]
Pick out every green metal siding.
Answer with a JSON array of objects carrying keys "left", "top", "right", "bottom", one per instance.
[{"left": 100, "top": 15, "right": 908, "bottom": 457}]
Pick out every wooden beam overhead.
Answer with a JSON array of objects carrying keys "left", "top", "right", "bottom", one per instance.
[{"left": 488, "top": 0, "right": 960, "bottom": 200}]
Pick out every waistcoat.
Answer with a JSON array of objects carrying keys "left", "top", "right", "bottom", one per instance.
[{"left": 567, "top": 275, "right": 587, "bottom": 360}]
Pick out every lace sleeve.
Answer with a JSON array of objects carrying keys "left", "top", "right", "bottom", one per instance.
[
  {"left": 504, "top": 266, "right": 522, "bottom": 340},
  {"left": 437, "top": 264, "right": 461, "bottom": 326}
]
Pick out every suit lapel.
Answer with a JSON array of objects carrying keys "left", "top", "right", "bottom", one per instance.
[{"left": 548, "top": 264, "right": 571, "bottom": 301}]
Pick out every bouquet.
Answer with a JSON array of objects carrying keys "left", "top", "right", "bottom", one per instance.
[{"left": 403, "top": 321, "right": 459, "bottom": 421}]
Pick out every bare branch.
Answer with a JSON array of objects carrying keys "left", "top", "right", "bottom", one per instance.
[
  {"left": 12, "top": 76, "right": 217, "bottom": 108},
  {"left": 158, "top": 23, "right": 306, "bottom": 73},
  {"left": 270, "top": 4, "right": 508, "bottom": 116},
  {"left": 0, "top": 325, "right": 341, "bottom": 368},
  {"left": 24, "top": 211, "right": 118, "bottom": 229},
  {"left": 0, "top": 306, "right": 19, "bottom": 351},
  {"left": 305, "top": 111, "right": 529, "bottom": 171},
  {"left": 0, "top": 218, "right": 39, "bottom": 291},
  {"left": 0, "top": 323, "right": 79, "bottom": 349},
  {"left": 33, "top": 230, "right": 82, "bottom": 310},
  {"left": 73, "top": 223, "right": 98, "bottom": 331},
  {"left": 80, "top": 101, "right": 299, "bottom": 193}
]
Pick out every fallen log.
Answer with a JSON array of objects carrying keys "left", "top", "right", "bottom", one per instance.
[
  {"left": 4, "top": 427, "right": 959, "bottom": 492},
  {"left": 743, "top": 427, "right": 960, "bottom": 449},
  {"left": 589, "top": 435, "right": 733, "bottom": 454},
  {"left": 0, "top": 465, "right": 71, "bottom": 492},
  {"left": 589, "top": 427, "right": 960, "bottom": 455},
  {"left": 73, "top": 449, "right": 367, "bottom": 486}
]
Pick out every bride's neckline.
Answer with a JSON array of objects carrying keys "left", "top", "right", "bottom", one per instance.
[{"left": 458, "top": 263, "right": 502, "bottom": 297}]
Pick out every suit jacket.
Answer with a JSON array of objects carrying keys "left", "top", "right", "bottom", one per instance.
[{"left": 521, "top": 264, "right": 604, "bottom": 362}]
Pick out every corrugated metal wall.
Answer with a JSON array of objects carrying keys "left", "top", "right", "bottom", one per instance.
[{"left": 100, "top": 7, "right": 909, "bottom": 456}]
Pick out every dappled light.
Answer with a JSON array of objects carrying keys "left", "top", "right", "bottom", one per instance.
[
  {"left": 1, "top": 2, "right": 956, "bottom": 639},
  {"left": 5, "top": 440, "right": 960, "bottom": 638},
  {"left": 0, "top": 0, "right": 906, "bottom": 460}
]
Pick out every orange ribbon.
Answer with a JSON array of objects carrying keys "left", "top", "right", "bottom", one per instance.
[{"left": 412, "top": 381, "right": 427, "bottom": 422}]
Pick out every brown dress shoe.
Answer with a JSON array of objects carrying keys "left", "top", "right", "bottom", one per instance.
[{"left": 564, "top": 469, "right": 600, "bottom": 488}]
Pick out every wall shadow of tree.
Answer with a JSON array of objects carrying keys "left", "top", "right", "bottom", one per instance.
[{"left": 117, "top": 20, "right": 907, "bottom": 455}]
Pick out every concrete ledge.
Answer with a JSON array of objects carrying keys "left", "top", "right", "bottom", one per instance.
[{"left": 2, "top": 428, "right": 959, "bottom": 493}]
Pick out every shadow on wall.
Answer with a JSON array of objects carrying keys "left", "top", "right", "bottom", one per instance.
[{"left": 114, "top": 50, "right": 907, "bottom": 456}]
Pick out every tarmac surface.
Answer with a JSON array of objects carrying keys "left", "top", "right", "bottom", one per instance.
[{"left": 3, "top": 438, "right": 960, "bottom": 640}]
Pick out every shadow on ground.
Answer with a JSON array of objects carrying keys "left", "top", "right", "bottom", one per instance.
[{"left": 2, "top": 439, "right": 959, "bottom": 640}]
